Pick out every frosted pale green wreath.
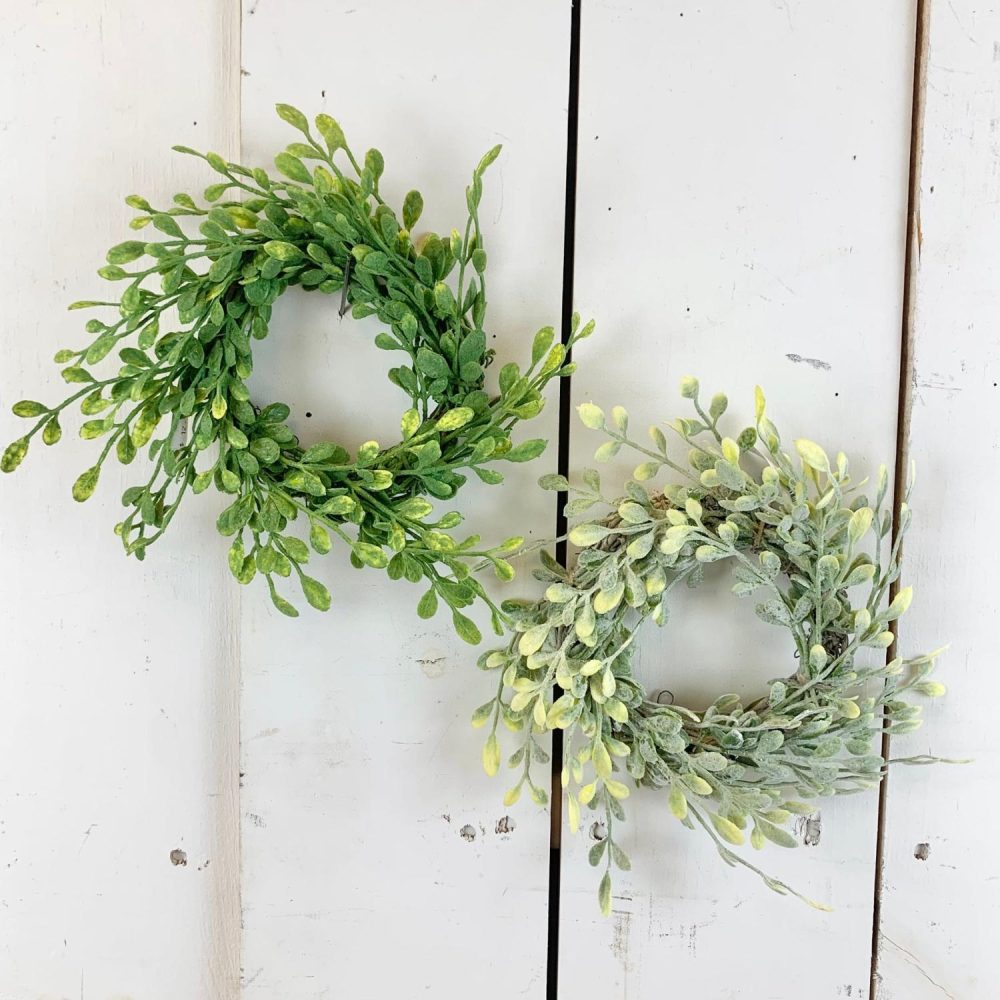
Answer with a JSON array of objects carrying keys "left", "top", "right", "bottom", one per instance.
[{"left": 475, "top": 378, "right": 947, "bottom": 912}]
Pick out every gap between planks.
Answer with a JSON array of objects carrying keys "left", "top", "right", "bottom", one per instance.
[
  {"left": 211, "top": 2, "right": 244, "bottom": 997},
  {"left": 868, "top": 0, "right": 931, "bottom": 996},
  {"left": 548, "top": 1, "right": 584, "bottom": 997}
]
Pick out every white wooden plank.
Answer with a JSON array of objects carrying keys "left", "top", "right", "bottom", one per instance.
[
  {"left": 560, "top": 2, "right": 915, "bottom": 995},
  {"left": 0, "top": 3, "right": 241, "bottom": 998},
  {"left": 875, "top": 5, "right": 1000, "bottom": 998},
  {"left": 238, "top": 3, "right": 569, "bottom": 995}
]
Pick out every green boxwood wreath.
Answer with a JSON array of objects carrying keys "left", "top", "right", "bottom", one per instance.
[
  {"left": 2, "top": 104, "right": 587, "bottom": 639},
  {"left": 475, "top": 378, "right": 949, "bottom": 913}
]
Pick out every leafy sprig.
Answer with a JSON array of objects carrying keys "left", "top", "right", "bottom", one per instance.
[
  {"left": 477, "top": 378, "right": 948, "bottom": 911},
  {"left": 3, "top": 104, "right": 589, "bottom": 637}
]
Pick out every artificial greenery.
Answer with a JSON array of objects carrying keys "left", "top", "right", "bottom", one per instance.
[
  {"left": 476, "top": 378, "right": 947, "bottom": 913},
  {"left": 2, "top": 104, "right": 585, "bottom": 639}
]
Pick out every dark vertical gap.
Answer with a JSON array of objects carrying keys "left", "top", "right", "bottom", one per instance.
[
  {"left": 869, "top": 1, "right": 929, "bottom": 996},
  {"left": 547, "top": 2, "right": 582, "bottom": 998}
]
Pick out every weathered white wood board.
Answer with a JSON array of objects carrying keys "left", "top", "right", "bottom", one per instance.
[
  {"left": 0, "top": 3, "right": 241, "bottom": 999},
  {"left": 560, "top": 2, "right": 916, "bottom": 995},
  {"left": 238, "top": 3, "right": 569, "bottom": 996},
  {"left": 5, "top": 2, "right": 997, "bottom": 997},
  {"left": 874, "top": 5, "right": 1000, "bottom": 998}
]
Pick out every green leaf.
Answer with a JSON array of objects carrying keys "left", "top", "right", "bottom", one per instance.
[
  {"left": 668, "top": 784, "right": 688, "bottom": 820},
  {"left": 249, "top": 437, "right": 280, "bottom": 464},
  {"left": 577, "top": 403, "right": 605, "bottom": 429},
  {"left": 281, "top": 536, "right": 310, "bottom": 563},
  {"left": 79, "top": 419, "right": 108, "bottom": 440},
  {"left": 588, "top": 838, "right": 608, "bottom": 867},
  {"left": 593, "top": 740, "right": 612, "bottom": 778},
  {"left": 365, "top": 148, "right": 384, "bottom": 180},
  {"left": 435, "top": 407, "right": 475, "bottom": 432},
  {"left": 754, "top": 385, "right": 766, "bottom": 421},
  {"left": 1, "top": 438, "right": 29, "bottom": 472},
  {"left": 72, "top": 465, "right": 100, "bottom": 502},
  {"left": 121, "top": 349, "right": 153, "bottom": 371},
  {"left": 354, "top": 542, "right": 389, "bottom": 568},
  {"left": 756, "top": 817, "right": 798, "bottom": 849},
  {"left": 681, "top": 772, "right": 713, "bottom": 796},
  {"left": 709, "top": 812, "right": 745, "bottom": 846},
  {"left": 610, "top": 842, "right": 631, "bottom": 871},
  {"left": 594, "top": 440, "right": 621, "bottom": 462},
  {"left": 518, "top": 624, "right": 549, "bottom": 656},
  {"left": 12, "top": 400, "right": 47, "bottom": 418},
  {"left": 226, "top": 425, "right": 249, "bottom": 449},
  {"left": 505, "top": 438, "right": 546, "bottom": 463},
  {"left": 709, "top": 392, "right": 728, "bottom": 420},
  {"left": 453, "top": 610, "right": 482, "bottom": 645},
  {"left": 474, "top": 467, "right": 503, "bottom": 485},
  {"left": 216, "top": 496, "right": 253, "bottom": 535},
  {"left": 476, "top": 144, "right": 502, "bottom": 175},
  {"left": 315, "top": 114, "right": 346, "bottom": 151},
  {"left": 227, "top": 206, "right": 258, "bottom": 229},
  {"left": 263, "top": 240, "right": 302, "bottom": 261},
  {"left": 417, "top": 588, "right": 438, "bottom": 619},
  {"left": 569, "top": 523, "right": 611, "bottom": 547},
  {"left": 319, "top": 495, "right": 355, "bottom": 516},
  {"left": 598, "top": 871, "right": 612, "bottom": 917},
  {"left": 482, "top": 733, "right": 500, "bottom": 776},
  {"left": 680, "top": 375, "right": 699, "bottom": 399},
  {"left": 402, "top": 190, "right": 423, "bottom": 230},
  {"left": 415, "top": 348, "right": 450, "bottom": 379},
  {"left": 300, "top": 575, "right": 331, "bottom": 611},
  {"left": 42, "top": 417, "right": 62, "bottom": 446},
  {"left": 538, "top": 473, "right": 570, "bottom": 491},
  {"left": 848, "top": 506, "right": 874, "bottom": 543},
  {"left": 531, "top": 327, "right": 555, "bottom": 366},
  {"left": 152, "top": 214, "right": 184, "bottom": 238},
  {"left": 309, "top": 521, "right": 332, "bottom": 554},
  {"left": 106, "top": 240, "right": 147, "bottom": 265},
  {"left": 269, "top": 587, "right": 299, "bottom": 618},
  {"left": 283, "top": 470, "right": 326, "bottom": 497},
  {"left": 795, "top": 438, "right": 830, "bottom": 473},
  {"left": 493, "top": 559, "right": 514, "bottom": 582},
  {"left": 275, "top": 103, "right": 309, "bottom": 134},
  {"left": 274, "top": 152, "right": 311, "bottom": 184},
  {"left": 433, "top": 282, "right": 455, "bottom": 314},
  {"left": 400, "top": 408, "right": 421, "bottom": 439}
]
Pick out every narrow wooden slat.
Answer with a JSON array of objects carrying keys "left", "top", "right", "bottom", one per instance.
[
  {"left": 238, "top": 3, "right": 570, "bottom": 995},
  {"left": 559, "top": 3, "right": 915, "bottom": 994},
  {"left": 0, "top": 3, "right": 242, "bottom": 997},
  {"left": 874, "top": 5, "right": 1000, "bottom": 997}
]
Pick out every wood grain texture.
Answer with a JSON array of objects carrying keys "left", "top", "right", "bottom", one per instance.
[
  {"left": 3, "top": 4, "right": 992, "bottom": 996},
  {"left": 0, "top": 2, "right": 242, "bottom": 998},
  {"left": 874, "top": 4, "right": 1000, "bottom": 998},
  {"left": 237, "top": 3, "right": 570, "bottom": 996},
  {"left": 558, "top": 2, "right": 915, "bottom": 995}
]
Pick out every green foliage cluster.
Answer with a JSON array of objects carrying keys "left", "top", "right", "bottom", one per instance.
[
  {"left": 476, "top": 378, "right": 947, "bottom": 912},
  {"left": 3, "top": 104, "right": 585, "bottom": 637}
]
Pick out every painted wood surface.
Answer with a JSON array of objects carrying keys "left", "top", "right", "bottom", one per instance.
[
  {"left": 237, "top": 3, "right": 569, "bottom": 997},
  {"left": 559, "top": 2, "right": 917, "bottom": 996},
  {"left": 0, "top": 3, "right": 241, "bottom": 999},
  {"left": 874, "top": 4, "right": 1000, "bottom": 998}
]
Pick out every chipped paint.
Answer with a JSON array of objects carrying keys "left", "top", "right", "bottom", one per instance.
[
  {"left": 785, "top": 352, "right": 832, "bottom": 371},
  {"left": 795, "top": 811, "right": 823, "bottom": 846}
]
